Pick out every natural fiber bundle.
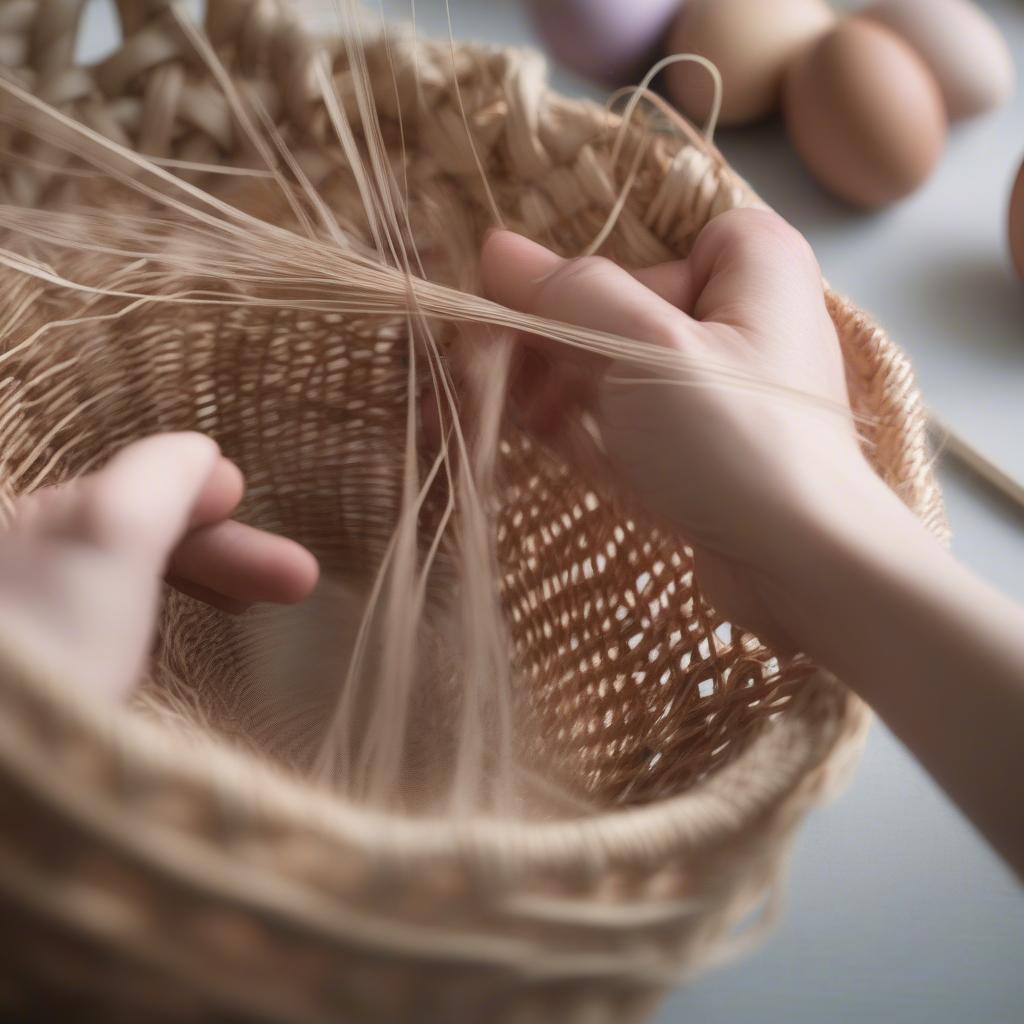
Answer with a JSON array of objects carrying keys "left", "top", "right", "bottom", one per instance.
[{"left": 0, "top": 1, "right": 946, "bottom": 1021}]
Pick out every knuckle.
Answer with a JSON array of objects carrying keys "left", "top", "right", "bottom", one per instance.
[
  {"left": 708, "top": 207, "right": 816, "bottom": 262},
  {"left": 634, "top": 307, "right": 686, "bottom": 350},
  {"left": 761, "top": 213, "right": 815, "bottom": 263},
  {"left": 540, "top": 254, "right": 617, "bottom": 295},
  {"left": 713, "top": 206, "right": 781, "bottom": 237}
]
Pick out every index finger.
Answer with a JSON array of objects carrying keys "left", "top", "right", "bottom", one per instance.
[{"left": 480, "top": 230, "right": 702, "bottom": 358}]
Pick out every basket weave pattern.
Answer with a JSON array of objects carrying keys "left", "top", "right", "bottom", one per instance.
[{"left": 0, "top": 1, "right": 946, "bottom": 1020}]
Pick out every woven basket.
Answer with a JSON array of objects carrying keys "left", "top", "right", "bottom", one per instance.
[{"left": 0, "top": 1, "right": 947, "bottom": 1021}]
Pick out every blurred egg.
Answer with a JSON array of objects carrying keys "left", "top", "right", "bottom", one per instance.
[
  {"left": 526, "top": 0, "right": 681, "bottom": 87},
  {"left": 1010, "top": 157, "right": 1024, "bottom": 282},
  {"left": 783, "top": 18, "right": 947, "bottom": 209},
  {"left": 664, "top": 0, "right": 836, "bottom": 127},
  {"left": 863, "top": 0, "right": 1015, "bottom": 121}
]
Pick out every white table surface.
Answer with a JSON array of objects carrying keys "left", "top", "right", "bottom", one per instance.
[{"left": 80, "top": 1, "right": 1024, "bottom": 1020}]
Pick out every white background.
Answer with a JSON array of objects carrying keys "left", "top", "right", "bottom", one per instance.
[{"left": 79, "top": 1, "right": 1024, "bottom": 1020}]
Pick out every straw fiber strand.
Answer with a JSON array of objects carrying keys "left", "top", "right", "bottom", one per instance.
[{"left": 0, "top": 1, "right": 943, "bottom": 1020}]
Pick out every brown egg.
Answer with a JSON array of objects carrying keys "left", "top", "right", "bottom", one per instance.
[
  {"left": 665, "top": 0, "right": 836, "bottom": 127},
  {"left": 863, "top": 0, "right": 1015, "bottom": 122},
  {"left": 783, "top": 18, "right": 947, "bottom": 209},
  {"left": 1011, "top": 157, "right": 1024, "bottom": 282}
]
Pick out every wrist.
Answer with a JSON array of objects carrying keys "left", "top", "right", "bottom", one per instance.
[{"left": 763, "top": 467, "right": 944, "bottom": 678}]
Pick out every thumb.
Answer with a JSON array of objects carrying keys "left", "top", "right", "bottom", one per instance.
[{"left": 84, "top": 432, "right": 223, "bottom": 564}]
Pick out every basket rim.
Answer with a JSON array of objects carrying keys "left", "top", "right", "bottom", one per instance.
[{"left": 0, "top": 619, "right": 865, "bottom": 877}]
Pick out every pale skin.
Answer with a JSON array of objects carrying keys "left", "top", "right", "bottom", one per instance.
[
  {"left": 0, "top": 433, "right": 320, "bottom": 701},
  {"left": 1, "top": 208, "right": 1020, "bottom": 877},
  {"left": 482, "top": 209, "right": 1024, "bottom": 880}
]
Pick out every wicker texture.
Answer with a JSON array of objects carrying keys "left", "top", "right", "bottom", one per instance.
[{"left": 0, "top": 1, "right": 946, "bottom": 1021}]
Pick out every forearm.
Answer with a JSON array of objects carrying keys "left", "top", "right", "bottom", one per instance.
[{"left": 776, "top": 486, "right": 1024, "bottom": 878}]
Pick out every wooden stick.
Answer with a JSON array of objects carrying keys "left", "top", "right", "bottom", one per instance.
[{"left": 929, "top": 413, "right": 1024, "bottom": 513}]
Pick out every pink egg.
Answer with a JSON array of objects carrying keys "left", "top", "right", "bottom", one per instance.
[{"left": 526, "top": 0, "right": 683, "bottom": 86}]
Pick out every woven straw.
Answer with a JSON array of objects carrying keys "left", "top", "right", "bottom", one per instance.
[{"left": 0, "top": 1, "right": 947, "bottom": 1021}]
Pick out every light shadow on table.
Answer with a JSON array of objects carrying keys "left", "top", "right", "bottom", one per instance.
[{"left": 901, "top": 252, "right": 1024, "bottom": 361}]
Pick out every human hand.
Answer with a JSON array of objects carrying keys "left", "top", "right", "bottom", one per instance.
[
  {"left": 484, "top": 210, "right": 1024, "bottom": 879},
  {"left": 0, "top": 433, "right": 319, "bottom": 701},
  {"left": 481, "top": 208, "right": 901, "bottom": 648}
]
